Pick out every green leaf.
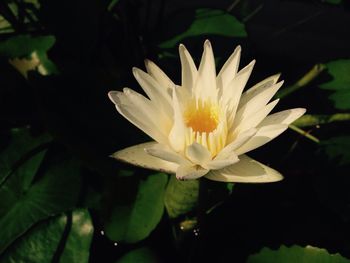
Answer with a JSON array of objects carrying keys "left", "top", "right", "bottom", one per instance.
[
  {"left": 0, "top": 151, "right": 81, "bottom": 254},
  {"left": 59, "top": 209, "right": 94, "bottom": 263},
  {"left": 105, "top": 173, "right": 168, "bottom": 243},
  {"left": 321, "top": 136, "right": 350, "bottom": 165},
  {"left": 0, "top": 128, "right": 51, "bottom": 184},
  {"left": 115, "top": 247, "right": 159, "bottom": 263},
  {"left": 1, "top": 209, "right": 93, "bottom": 263},
  {"left": 325, "top": 0, "right": 342, "bottom": 4},
  {"left": 0, "top": 35, "right": 55, "bottom": 58},
  {"left": 319, "top": 59, "right": 350, "bottom": 110},
  {"left": 247, "top": 245, "right": 350, "bottom": 263},
  {"left": 164, "top": 175, "right": 199, "bottom": 219},
  {"left": 159, "top": 8, "right": 247, "bottom": 49}
]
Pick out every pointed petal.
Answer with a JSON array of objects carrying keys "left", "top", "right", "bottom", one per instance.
[
  {"left": 132, "top": 67, "right": 172, "bottom": 115},
  {"left": 239, "top": 74, "right": 281, "bottom": 107},
  {"left": 205, "top": 155, "right": 283, "bottom": 183},
  {"left": 145, "top": 143, "right": 192, "bottom": 166},
  {"left": 179, "top": 44, "right": 197, "bottom": 92},
  {"left": 258, "top": 108, "right": 306, "bottom": 126},
  {"left": 232, "top": 99, "right": 279, "bottom": 136},
  {"left": 169, "top": 88, "right": 186, "bottom": 152},
  {"left": 195, "top": 40, "right": 217, "bottom": 100},
  {"left": 186, "top": 142, "right": 211, "bottom": 166},
  {"left": 217, "top": 45, "right": 241, "bottom": 92},
  {"left": 144, "top": 59, "right": 175, "bottom": 94},
  {"left": 234, "top": 124, "right": 288, "bottom": 155},
  {"left": 112, "top": 142, "right": 178, "bottom": 174},
  {"left": 176, "top": 164, "right": 209, "bottom": 180},
  {"left": 219, "top": 128, "right": 257, "bottom": 158},
  {"left": 108, "top": 90, "right": 169, "bottom": 144},
  {"left": 206, "top": 155, "right": 239, "bottom": 170}
]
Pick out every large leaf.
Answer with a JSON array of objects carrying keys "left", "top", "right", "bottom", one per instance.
[
  {"left": 247, "top": 245, "right": 350, "bottom": 263},
  {"left": 0, "top": 150, "right": 81, "bottom": 254},
  {"left": 104, "top": 173, "right": 168, "bottom": 243},
  {"left": 0, "top": 128, "right": 51, "bottom": 184},
  {"left": 321, "top": 136, "right": 350, "bottom": 166},
  {"left": 0, "top": 209, "right": 93, "bottom": 263},
  {"left": 164, "top": 175, "right": 199, "bottom": 219},
  {"left": 115, "top": 247, "right": 159, "bottom": 263},
  {"left": 159, "top": 8, "right": 247, "bottom": 49},
  {"left": 319, "top": 59, "right": 350, "bottom": 110}
]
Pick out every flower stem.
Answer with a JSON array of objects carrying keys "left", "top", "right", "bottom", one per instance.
[{"left": 289, "top": 124, "right": 320, "bottom": 143}]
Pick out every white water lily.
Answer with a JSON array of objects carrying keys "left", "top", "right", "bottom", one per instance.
[{"left": 108, "top": 40, "right": 305, "bottom": 182}]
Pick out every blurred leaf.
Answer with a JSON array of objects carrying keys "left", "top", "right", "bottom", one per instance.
[
  {"left": 0, "top": 150, "right": 81, "bottom": 254},
  {"left": 1, "top": 209, "right": 93, "bottom": 263},
  {"left": 325, "top": 0, "right": 342, "bottom": 4},
  {"left": 0, "top": 35, "right": 55, "bottom": 58},
  {"left": 247, "top": 245, "right": 350, "bottom": 263},
  {"left": 159, "top": 8, "right": 247, "bottom": 49},
  {"left": 105, "top": 173, "right": 168, "bottom": 243},
  {"left": 115, "top": 247, "right": 159, "bottom": 263},
  {"left": 164, "top": 175, "right": 199, "bottom": 219},
  {"left": 321, "top": 136, "right": 350, "bottom": 166},
  {"left": 0, "top": 128, "right": 51, "bottom": 183},
  {"left": 227, "top": 182, "right": 234, "bottom": 194},
  {"left": 59, "top": 209, "right": 94, "bottom": 263},
  {"left": 108, "top": 0, "right": 120, "bottom": 11},
  {"left": 319, "top": 59, "right": 350, "bottom": 110}
]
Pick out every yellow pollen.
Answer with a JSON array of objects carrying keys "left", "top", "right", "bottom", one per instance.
[{"left": 184, "top": 100, "right": 219, "bottom": 133}]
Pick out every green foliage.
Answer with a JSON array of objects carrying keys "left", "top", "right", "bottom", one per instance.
[
  {"left": 325, "top": 0, "right": 342, "bottom": 4},
  {"left": 104, "top": 173, "right": 168, "bottom": 243},
  {"left": 115, "top": 247, "right": 159, "bottom": 263},
  {"left": 321, "top": 136, "right": 350, "bottom": 165},
  {"left": 319, "top": 59, "right": 350, "bottom": 110},
  {"left": 159, "top": 8, "right": 247, "bottom": 49},
  {"left": 164, "top": 176, "right": 199, "bottom": 219},
  {"left": 0, "top": 35, "right": 55, "bottom": 58},
  {"left": 0, "top": 129, "right": 81, "bottom": 254},
  {"left": 247, "top": 245, "right": 350, "bottom": 263},
  {"left": 1, "top": 209, "right": 93, "bottom": 263}
]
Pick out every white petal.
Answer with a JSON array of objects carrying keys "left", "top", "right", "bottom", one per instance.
[
  {"left": 144, "top": 59, "right": 174, "bottom": 95},
  {"left": 258, "top": 108, "right": 306, "bottom": 126},
  {"left": 186, "top": 142, "right": 211, "bottom": 166},
  {"left": 217, "top": 45, "right": 241, "bottom": 93},
  {"left": 218, "top": 128, "right": 257, "bottom": 158},
  {"left": 206, "top": 155, "right": 239, "bottom": 170},
  {"left": 132, "top": 67, "right": 173, "bottom": 115},
  {"left": 112, "top": 142, "right": 178, "bottom": 174},
  {"left": 176, "top": 164, "right": 209, "bottom": 180},
  {"left": 108, "top": 90, "right": 169, "bottom": 144},
  {"left": 145, "top": 143, "right": 192, "bottom": 166},
  {"left": 231, "top": 99, "right": 279, "bottom": 136},
  {"left": 234, "top": 124, "right": 288, "bottom": 155},
  {"left": 195, "top": 40, "right": 217, "bottom": 100},
  {"left": 234, "top": 81, "right": 284, "bottom": 126},
  {"left": 179, "top": 44, "right": 197, "bottom": 92},
  {"left": 205, "top": 155, "right": 283, "bottom": 183},
  {"left": 238, "top": 74, "right": 281, "bottom": 107},
  {"left": 169, "top": 88, "right": 186, "bottom": 152}
]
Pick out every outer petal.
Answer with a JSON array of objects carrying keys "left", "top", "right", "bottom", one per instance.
[
  {"left": 179, "top": 44, "right": 197, "bottom": 92},
  {"left": 234, "top": 124, "right": 288, "bottom": 155},
  {"left": 145, "top": 143, "right": 192, "bottom": 166},
  {"left": 144, "top": 59, "right": 174, "bottom": 95},
  {"left": 112, "top": 142, "right": 178, "bottom": 174},
  {"left": 195, "top": 40, "right": 217, "bottom": 100},
  {"left": 217, "top": 45, "right": 241, "bottom": 93},
  {"left": 176, "top": 164, "right": 209, "bottom": 180},
  {"left": 205, "top": 155, "right": 283, "bottom": 183},
  {"left": 108, "top": 90, "right": 169, "bottom": 144},
  {"left": 258, "top": 108, "right": 306, "bottom": 126}
]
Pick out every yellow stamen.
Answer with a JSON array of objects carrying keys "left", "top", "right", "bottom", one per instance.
[{"left": 184, "top": 99, "right": 219, "bottom": 133}]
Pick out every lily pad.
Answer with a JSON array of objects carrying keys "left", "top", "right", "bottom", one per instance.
[
  {"left": 321, "top": 136, "right": 350, "bottom": 166},
  {"left": 1, "top": 209, "right": 93, "bottom": 263},
  {"left": 319, "top": 59, "right": 350, "bottom": 110},
  {"left": 159, "top": 8, "right": 247, "bottom": 49},
  {"left": 247, "top": 245, "right": 350, "bottom": 263},
  {"left": 104, "top": 173, "right": 168, "bottom": 243},
  {"left": 115, "top": 247, "right": 159, "bottom": 263}
]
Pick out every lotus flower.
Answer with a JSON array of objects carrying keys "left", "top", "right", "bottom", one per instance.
[{"left": 108, "top": 40, "right": 305, "bottom": 182}]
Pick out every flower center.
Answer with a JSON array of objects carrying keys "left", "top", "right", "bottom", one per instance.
[{"left": 184, "top": 99, "right": 219, "bottom": 133}]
